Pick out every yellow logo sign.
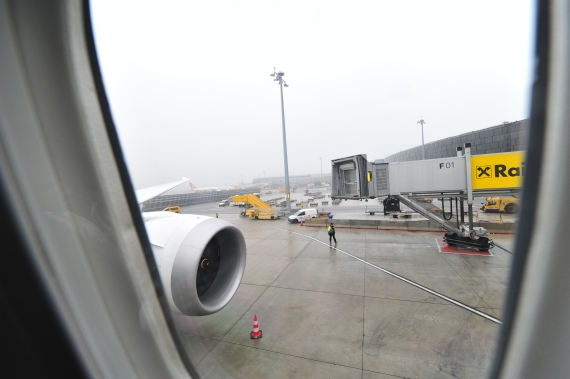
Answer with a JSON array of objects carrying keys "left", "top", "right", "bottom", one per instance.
[{"left": 471, "top": 151, "right": 525, "bottom": 190}]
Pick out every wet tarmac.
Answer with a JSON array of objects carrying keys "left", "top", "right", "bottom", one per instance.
[{"left": 173, "top": 200, "right": 514, "bottom": 378}]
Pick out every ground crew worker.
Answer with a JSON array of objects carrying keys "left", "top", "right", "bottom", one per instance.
[
  {"left": 216, "top": 213, "right": 219, "bottom": 218},
  {"left": 328, "top": 223, "right": 337, "bottom": 247}
]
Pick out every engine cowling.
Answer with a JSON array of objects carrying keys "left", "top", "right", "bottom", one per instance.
[{"left": 142, "top": 212, "right": 246, "bottom": 316}]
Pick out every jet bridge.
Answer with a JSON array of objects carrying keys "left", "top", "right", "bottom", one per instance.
[
  {"left": 331, "top": 155, "right": 371, "bottom": 199},
  {"left": 332, "top": 153, "right": 469, "bottom": 201},
  {"left": 332, "top": 145, "right": 523, "bottom": 199},
  {"left": 332, "top": 144, "right": 523, "bottom": 247}
]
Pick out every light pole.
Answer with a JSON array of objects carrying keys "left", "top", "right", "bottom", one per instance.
[
  {"left": 270, "top": 68, "right": 291, "bottom": 212},
  {"left": 319, "top": 157, "right": 322, "bottom": 179},
  {"left": 417, "top": 117, "right": 426, "bottom": 160}
]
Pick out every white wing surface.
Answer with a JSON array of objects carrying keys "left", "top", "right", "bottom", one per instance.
[{"left": 135, "top": 177, "right": 190, "bottom": 204}]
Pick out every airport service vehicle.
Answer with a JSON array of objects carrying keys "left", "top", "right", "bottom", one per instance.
[
  {"left": 232, "top": 194, "right": 279, "bottom": 220},
  {"left": 482, "top": 196, "right": 520, "bottom": 214},
  {"left": 162, "top": 205, "right": 181, "bottom": 213},
  {"left": 383, "top": 197, "right": 401, "bottom": 215},
  {"left": 288, "top": 208, "right": 318, "bottom": 223},
  {"left": 218, "top": 199, "right": 230, "bottom": 207},
  {"left": 278, "top": 198, "right": 297, "bottom": 207}
]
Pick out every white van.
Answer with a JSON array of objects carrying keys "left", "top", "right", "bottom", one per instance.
[{"left": 288, "top": 208, "right": 318, "bottom": 223}]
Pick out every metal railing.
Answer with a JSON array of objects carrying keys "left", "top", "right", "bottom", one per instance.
[{"left": 397, "top": 195, "right": 461, "bottom": 234}]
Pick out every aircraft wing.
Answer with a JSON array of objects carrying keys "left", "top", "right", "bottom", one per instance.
[{"left": 135, "top": 177, "right": 190, "bottom": 204}]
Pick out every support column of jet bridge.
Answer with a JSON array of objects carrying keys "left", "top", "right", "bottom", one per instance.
[
  {"left": 457, "top": 147, "right": 465, "bottom": 224},
  {"left": 463, "top": 143, "right": 474, "bottom": 234}
]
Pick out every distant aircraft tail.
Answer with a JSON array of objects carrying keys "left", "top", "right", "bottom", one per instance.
[{"left": 189, "top": 182, "right": 197, "bottom": 189}]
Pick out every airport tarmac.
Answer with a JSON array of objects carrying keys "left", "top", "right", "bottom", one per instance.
[{"left": 172, "top": 200, "right": 514, "bottom": 379}]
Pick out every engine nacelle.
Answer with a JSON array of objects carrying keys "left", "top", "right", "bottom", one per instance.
[{"left": 142, "top": 212, "right": 246, "bottom": 316}]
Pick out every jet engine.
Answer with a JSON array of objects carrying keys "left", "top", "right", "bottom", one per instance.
[{"left": 142, "top": 212, "right": 246, "bottom": 316}]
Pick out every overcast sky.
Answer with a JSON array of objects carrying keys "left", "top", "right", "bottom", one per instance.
[{"left": 91, "top": 0, "right": 535, "bottom": 189}]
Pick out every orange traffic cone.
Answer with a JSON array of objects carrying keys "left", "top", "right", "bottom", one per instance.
[
  {"left": 300, "top": 219, "right": 304, "bottom": 227},
  {"left": 250, "top": 314, "right": 263, "bottom": 339}
]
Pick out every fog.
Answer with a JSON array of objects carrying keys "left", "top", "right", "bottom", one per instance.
[{"left": 91, "top": 0, "right": 534, "bottom": 189}]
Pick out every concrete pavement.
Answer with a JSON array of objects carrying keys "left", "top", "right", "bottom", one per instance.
[{"left": 173, "top": 211, "right": 511, "bottom": 379}]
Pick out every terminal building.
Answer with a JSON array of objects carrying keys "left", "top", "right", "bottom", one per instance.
[{"left": 383, "top": 119, "right": 528, "bottom": 163}]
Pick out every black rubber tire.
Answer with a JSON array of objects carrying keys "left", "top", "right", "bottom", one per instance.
[{"left": 505, "top": 203, "right": 520, "bottom": 214}]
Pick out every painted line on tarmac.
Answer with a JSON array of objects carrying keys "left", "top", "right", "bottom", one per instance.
[
  {"left": 270, "top": 226, "right": 502, "bottom": 325},
  {"left": 435, "top": 238, "right": 442, "bottom": 252}
]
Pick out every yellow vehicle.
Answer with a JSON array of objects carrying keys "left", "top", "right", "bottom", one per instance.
[
  {"left": 232, "top": 194, "right": 279, "bottom": 220},
  {"left": 162, "top": 205, "right": 181, "bottom": 213},
  {"left": 279, "top": 186, "right": 286, "bottom": 193},
  {"left": 481, "top": 197, "right": 520, "bottom": 214}
]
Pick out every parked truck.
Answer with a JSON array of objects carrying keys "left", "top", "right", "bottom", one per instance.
[
  {"left": 232, "top": 194, "right": 279, "bottom": 220},
  {"left": 481, "top": 197, "right": 520, "bottom": 214}
]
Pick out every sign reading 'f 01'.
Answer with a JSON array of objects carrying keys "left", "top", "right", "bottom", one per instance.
[{"left": 471, "top": 151, "right": 525, "bottom": 190}]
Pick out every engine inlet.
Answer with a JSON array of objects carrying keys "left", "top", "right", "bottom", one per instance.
[{"left": 196, "top": 236, "right": 221, "bottom": 298}]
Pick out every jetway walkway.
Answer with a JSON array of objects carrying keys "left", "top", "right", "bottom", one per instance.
[
  {"left": 332, "top": 146, "right": 523, "bottom": 228},
  {"left": 397, "top": 195, "right": 461, "bottom": 234},
  {"left": 331, "top": 145, "right": 521, "bottom": 254}
]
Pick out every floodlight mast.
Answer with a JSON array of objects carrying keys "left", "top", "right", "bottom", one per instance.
[
  {"left": 270, "top": 68, "right": 291, "bottom": 212},
  {"left": 417, "top": 117, "right": 426, "bottom": 160}
]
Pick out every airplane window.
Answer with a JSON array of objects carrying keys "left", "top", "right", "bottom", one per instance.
[{"left": 90, "top": 0, "right": 534, "bottom": 377}]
